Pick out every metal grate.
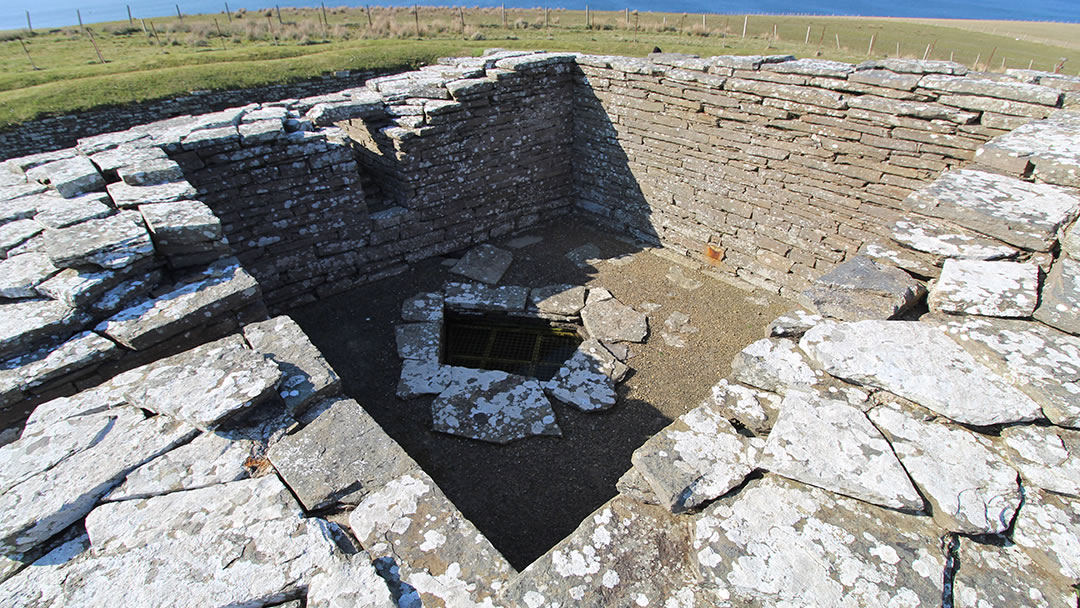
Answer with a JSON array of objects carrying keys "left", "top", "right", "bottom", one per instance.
[{"left": 443, "top": 315, "right": 582, "bottom": 381}]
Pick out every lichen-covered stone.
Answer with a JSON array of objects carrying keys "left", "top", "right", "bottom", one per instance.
[
  {"left": 704, "top": 378, "right": 781, "bottom": 435},
  {"left": 105, "top": 431, "right": 255, "bottom": 502},
  {"left": 308, "top": 551, "right": 397, "bottom": 608},
  {"left": 999, "top": 425, "right": 1080, "bottom": 496},
  {"left": 1010, "top": 487, "right": 1080, "bottom": 582},
  {"left": 766, "top": 309, "right": 825, "bottom": 338},
  {"left": 975, "top": 109, "right": 1080, "bottom": 187},
  {"left": 139, "top": 200, "right": 224, "bottom": 247},
  {"left": 396, "top": 359, "right": 453, "bottom": 399},
  {"left": 890, "top": 217, "right": 1018, "bottom": 261},
  {"left": 432, "top": 367, "right": 560, "bottom": 444},
  {"left": 799, "top": 256, "right": 926, "bottom": 321},
  {"left": 449, "top": 243, "right": 514, "bottom": 284},
  {"left": 401, "top": 291, "right": 444, "bottom": 322},
  {"left": 43, "top": 213, "right": 154, "bottom": 270},
  {"left": 530, "top": 284, "right": 587, "bottom": 316},
  {"left": 0, "top": 252, "right": 59, "bottom": 298},
  {"left": 0, "top": 330, "right": 117, "bottom": 399},
  {"left": 31, "top": 191, "right": 112, "bottom": 229},
  {"left": 1033, "top": 255, "right": 1080, "bottom": 336},
  {"left": 0, "top": 219, "right": 43, "bottom": 258},
  {"left": 928, "top": 259, "right": 1039, "bottom": 317},
  {"left": 444, "top": 281, "right": 528, "bottom": 312},
  {"left": 40, "top": 156, "right": 105, "bottom": 198},
  {"left": 394, "top": 322, "right": 441, "bottom": 362},
  {"left": 731, "top": 337, "right": 819, "bottom": 393},
  {"left": 106, "top": 180, "right": 197, "bottom": 209},
  {"left": 544, "top": 345, "right": 617, "bottom": 412},
  {"left": 243, "top": 315, "right": 341, "bottom": 415},
  {"left": 580, "top": 297, "right": 648, "bottom": 343},
  {"left": 0, "top": 298, "right": 87, "bottom": 360},
  {"left": 952, "top": 535, "right": 1077, "bottom": 608},
  {"left": 117, "top": 158, "right": 184, "bottom": 186}
]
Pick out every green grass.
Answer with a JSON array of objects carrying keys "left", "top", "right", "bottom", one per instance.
[{"left": 2, "top": 7, "right": 1079, "bottom": 129}]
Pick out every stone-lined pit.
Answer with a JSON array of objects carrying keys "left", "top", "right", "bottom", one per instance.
[{"left": 442, "top": 314, "right": 582, "bottom": 381}]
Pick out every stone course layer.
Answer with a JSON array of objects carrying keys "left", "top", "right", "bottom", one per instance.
[{"left": 1, "top": 50, "right": 1080, "bottom": 607}]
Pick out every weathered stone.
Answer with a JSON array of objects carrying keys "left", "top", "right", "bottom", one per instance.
[
  {"left": 449, "top": 244, "right": 513, "bottom": 285},
  {"left": 308, "top": 551, "right": 397, "bottom": 608},
  {"left": 44, "top": 213, "right": 154, "bottom": 270},
  {"left": 858, "top": 240, "right": 941, "bottom": 278},
  {"left": 96, "top": 258, "right": 260, "bottom": 350},
  {"left": 580, "top": 297, "right": 648, "bottom": 343},
  {"left": 243, "top": 316, "right": 341, "bottom": 415},
  {"left": 0, "top": 406, "right": 195, "bottom": 556},
  {"left": 1034, "top": 255, "right": 1080, "bottom": 336},
  {"left": 858, "top": 58, "right": 968, "bottom": 75},
  {"left": 88, "top": 143, "right": 166, "bottom": 173},
  {"left": 928, "top": 259, "right": 1039, "bottom": 317},
  {"left": 1064, "top": 221, "right": 1080, "bottom": 259},
  {"left": 0, "top": 252, "right": 59, "bottom": 298},
  {"left": 444, "top": 281, "right": 528, "bottom": 312},
  {"left": 664, "top": 266, "right": 703, "bottom": 290},
  {"left": 111, "top": 335, "right": 281, "bottom": 430},
  {"left": 731, "top": 337, "right": 819, "bottom": 393},
  {"left": 40, "top": 156, "right": 105, "bottom": 198},
  {"left": 565, "top": 242, "right": 602, "bottom": 268},
  {"left": 106, "top": 431, "right": 255, "bottom": 501},
  {"left": 77, "top": 129, "right": 151, "bottom": 155},
  {"left": 704, "top": 378, "right": 781, "bottom": 435},
  {"left": 999, "top": 425, "right": 1080, "bottom": 496},
  {"left": 432, "top": 367, "right": 560, "bottom": 444},
  {"left": 116, "top": 158, "right": 184, "bottom": 187},
  {"left": 923, "top": 314, "right": 1080, "bottom": 427},
  {"left": 394, "top": 322, "right": 441, "bottom": 362},
  {"left": 726, "top": 78, "right": 846, "bottom": 109},
  {"left": 890, "top": 217, "right": 1019, "bottom": 261},
  {"left": 0, "top": 298, "right": 87, "bottom": 360},
  {"left": 694, "top": 475, "right": 945, "bottom": 606},
  {"left": 269, "top": 397, "right": 419, "bottom": 511},
  {"left": 614, "top": 466, "right": 661, "bottom": 505},
  {"left": 502, "top": 496, "right": 704, "bottom": 608},
  {"left": 238, "top": 119, "right": 285, "bottom": 145},
  {"left": 106, "top": 180, "right": 197, "bottom": 208},
  {"left": 847, "top": 95, "right": 978, "bottom": 123},
  {"left": 801, "top": 320, "right": 1044, "bottom": 425},
  {"left": 396, "top": 359, "right": 453, "bottom": 398},
  {"left": 139, "top": 199, "right": 223, "bottom": 247},
  {"left": 760, "top": 390, "right": 922, "bottom": 510},
  {"left": 0, "top": 195, "right": 39, "bottom": 226},
  {"left": 31, "top": 191, "right": 112, "bottom": 229},
  {"left": 401, "top": 291, "right": 444, "bottom": 322},
  {"left": 544, "top": 344, "right": 617, "bottom": 412},
  {"left": 765, "top": 58, "right": 853, "bottom": 78},
  {"left": 181, "top": 125, "right": 240, "bottom": 150},
  {"left": 766, "top": 309, "right": 825, "bottom": 338},
  {"left": 1011, "top": 488, "right": 1080, "bottom": 582},
  {"left": 631, "top": 401, "right": 759, "bottom": 513},
  {"left": 920, "top": 74, "right": 1063, "bottom": 105},
  {"left": 975, "top": 110, "right": 1080, "bottom": 187},
  {"left": 530, "top": 284, "right": 586, "bottom": 316},
  {"left": 0, "top": 330, "right": 117, "bottom": 398},
  {"left": 89, "top": 268, "right": 162, "bottom": 318},
  {"left": 307, "top": 97, "right": 386, "bottom": 127},
  {"left": 849, "top": 69, "right": 922, "bottom": 90},
  {"left": 952, "top": 535, "right": 1077, "bottom": 608},
  {"left": 799, "top": 256, "right": 926, "bottom": 321},
  {"left": 0, "top": 219, "right": 43, "bottom": 257},
  {"left": 578, "top": 337, "right": 629, "bottom": 382}
]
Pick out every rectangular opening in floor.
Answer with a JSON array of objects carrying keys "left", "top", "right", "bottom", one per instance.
[{"left": 442, "top": 312, "right": 583, "bottom": 381}]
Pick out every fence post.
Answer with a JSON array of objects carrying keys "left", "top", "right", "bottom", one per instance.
[
  {"left": 586, "top": 5, "right": 590, "bottom": 29},
  {"left": 19, "top": 38, "right": 39, "bottom": 70},
  {"left": 26, "top": 10, "right": 32, "bottom": 34},
  {"left": 460, "top": 7, "right": 466, "bottom": 33},
  {"left": 742, "top": 14, "right": 747, "bottom": 38},
  {"left": 835, "top": 33, "right": 840, "bottom": 50},
  {"left": 77, "top": 9, "right": 84, "bottom": 32},
  {"left": 225, "top": 2, "right": 232, "bottom": 23},
  {"left": 414, "top": 5, "right": 420, "bottom": 37},
  {"left": 127, "top": 5, "right": 134, "bottom": 25},
  {"left": 867, "top": 33, "right": 875, "bottom": 56},
  {"left": 176, "top": 4, "right": 183, "bottom": 24},
  {"left": 805, "top": 25, "right": 810, "bottom": 45}
]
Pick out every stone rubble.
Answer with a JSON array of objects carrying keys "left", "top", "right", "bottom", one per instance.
[
  {"left": 449, "top": 243, "right": 514, "bottom": 284},
  {"left": 432, "top": 368, "right": 561, "bottom": 444},
  {"left": 799, "top": 255, "right": 926, "bottom": 320}
]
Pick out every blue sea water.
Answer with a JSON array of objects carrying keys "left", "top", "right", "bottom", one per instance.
[{"left": 3, "top": 0, "right": 1079, "bottom": 32}]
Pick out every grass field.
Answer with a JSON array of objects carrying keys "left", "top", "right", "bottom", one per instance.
[{"left": 2, "top": 6, "right": 1079, "bottom": 129}]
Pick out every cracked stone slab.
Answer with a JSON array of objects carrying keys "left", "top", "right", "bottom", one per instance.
[
  {"left": 731, "top": 337, "right": 819, "bottom": 393},
  {"left": 1064, "top": 221, "right": 1080, "bottom": 259},
  {"left": 349, "top": 472, "right": 515, "bottom": 608},
  {"left": 577, "top": 337, "right": 629, "bottom": 382},
  {"left": 243, "top": 316, "right": 341, "bottom": 416},
  {"left": 953, "top": 535, "right": 1077, "bottom": 608},
  {"left": 869, "top": 406, "right": 1020, "bottom": 534},
  {"left": 901, "top": 168, "right": 1080, "bottom": 251},
  {"left": 1011, "top": 487, "right": 1080, "bottom": 582},
  {"left": 580, "top": 297, "right": 648, "bottom": 343},
  {"left": 890, "top": 217, "right": 1019, "bottom": 261},
  {"left": 394, "top": 322, "right": 441, "bottom": 362},
  {"left": 0, "top": 219, "right": 43, "bottom": 258},
  {"left": 105, "top": 431, "right": 255, "bottom": 502},
  {"left": 693, "top": 475, "right": 945, "bottom": 607},
  {"left": 139, "top": 200, "right": 223, "bottom": 248},
  {"left": 117, "top": 158, "right": 184, "bottom": 186},
  {"left": 0, "top": 252, "right": 59, "bottom": 298},
  {"left": 31, "top": 191, "right": 112, "bottom": 229},
  {"left": 401, "top": 291, "right": 444, "bottom": 322},
  {"left": 96, "top": 258, "right": 260, "bottom": 350},
  {"left": 39, "top": 156, "right": 105, "bottom": 198},
  {"left": 859, "top": 240, "right": 943, "bottom": 279},
  {"left": 761, "top": 390, "right": 923, "bottom": 510},
  {"left": 308, "top": 551, "right": 397, "bottom": 608},
  {"left": 396, "top": 359, "right": 452, "bottom": 398},
  {"left": 0, "top": 195, "right": 39, "bottom": 226},
  {"left": 975, "top": 109, "right": 1080, "bottom": 187},
  {"left": 0, "top": 298, "right": 88, "bottom": 360},
  {"left": 799, "top": 256, "right": 926, "bottom": 321},
  {"left": 34, "top": 266, "right": 116, "bottom": 307},
  {"left": 530, "top": 284, "right": 586, "bottom": 316},
  {"left": 43, "top": 213, "right": 153, "bottom": 270},
  {"left": 432, "top": 367, "right": 560, "bottom": 444},
  {"left": 88, "top": 142, "right": 165, "bottom": 173},
  {"left": 923, "top": 313, "right": 1080, "bottom": 427},
  {"left": 1033, "top": 255, "right": 1080, "bottom": 336},
  {"left": 501, "top": 495, "right": 705, "bottom": 608},
  {"left": 106, "top": 180, "right": 197, "bottom": 209},
  {"left": 0, "top": 330, "right": 118, "bottom": 399},
  {"left": 801, "top": 320, "right": 1044, "bottom": 426},
  {"left": 766, "top": 309, "right": 825, "bottom": 338},
  {"left": 443, "top": 281, "right": 527, "bottom": 312},
  {"left": 0, "top": 406, "right": 196, "bottom": 556},
  {"left": 999, "top": 425, "right": 1080, "bottom": 496},
  {"left": 631, "top": 401, "right": 759, "bottom": 513},
  {"left": 449, "top": 243, "right": 513, "bottom": 284},
  {"left": 928, "top": 259, "right": 1040, "bottom": 317},
  {"left": 268, "top": 397, "right": 420, "bottom": 511},
  {"left": 704, "top": 378, "right": 781, "bottom": 436},
  {"left": 565, "top": 242, "right": 602, "bottom": 267},
  {"left": 544, "top": 343, "right": 617, "bottom": 412},
  {"left": 111, "top": 335, "right": 282, "bottom": 431}
]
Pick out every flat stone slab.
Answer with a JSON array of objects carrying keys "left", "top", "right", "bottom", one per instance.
[
  {"left": 401, "top": 291, "right": 444, "bottom": 322},
  {"left": 111, "top": 335, "right": 282, "bottom": 430},
  {"left": 565, "top": 242, "right": 602, "bottom": 267},
  {"left": 0, "top": 219, "right": 43, "bottom": 258},
  {"left": 432, "top": 367, "right": 560, "bottom": 444},
  {"left": 243, "top": 315, "right": 341, "bottom": 416},
  {"left": 501, "top": 496, "right": 704, "bottom": 608},
  {"left": 731, "top": 337, "right": 819, "bottom": 393},
  {"left": 928, "top": 259, "right": 1039, "bottom": 317},
  {"left": 308, "top": 551, "right": 396, "bottom": 608},
  {"left": 761, "top": 390, "right": 922, "bottom": 510},
  {"left": 799, "top": 256, "right": 926, "bottom": 321},
  {"left": 580, "top": 297, "right": 648, "bottom": 343},
  {"left": 349, "top": 472, "right": 515, "bottom": 608},
  {"left": 394, "top": 322, "right": 441, "bottom": 362},
  {"left": 449, "top": 243, "right": 513, "bottom": 284},
  {"left": 139, "top": 200, "right": 224, "bottom": 247},
  {"left": 801, "top": 320, "right": 1044, "bottom": 426},
  {"left": 693, "top": 475, "right": 945, "bottom": 606},
  {"left": 268, "top": 397, "right": 419, "bottom": 511},
  {"left": 976, "top": 109, "right": 1080, "bottom": 187},
  {"left": 901, "top": 168, "right": 1080, "bottom": 251},
  {"left": 31, "top": 191, "right": 112, "bottom": 229},
  {"left": 869, "top": 406, "right": 1020, "bottom": 534},
  {"left": 396, "top": 358, "right": 452, "bottom": 398},
  {"left": 631, "top": 401, "right": 759, "bottom": 513},
  {"left": 923, "top": 313, "right": 1080, "bottom": 427},
  {"left": 106, "top": 431, "right": 254, "bottom": 502},
  {"left": 1011, "top": 487, "right": 1080, "bottom": 582},
  {"left": 96, "top": 257, "right": 260, "bottom": 350},
  {"left": 0, "top": 405, "right": 195, "bottom": 556},
  {"left": 953, "top": 534, "right": 1077, "bottom": 608},
  {"left": 0, "top": 298, "right": 87, "bottom": 360},
  {"left": 704, "top": 378, "right": 781, "bottom": 436},
  {"left": 35, "top": 265, "right": 117, "bottom": 307},
  {"left": 665, "top": 266, "right": 703, "bottom": 290},
  {"left": 766, "top": 309, "right": 825, "bottom": 338},
  {"left": 544, "top": 345, "right": 617, "bottom": 412},
  {"left": 40, "top": 156, "right": 105, "bottom": 198},
  {"left": 1000, "top": 425, "right": 1080, "bottom": 496},
  {"left": 890, "top": 217, "right": 1018, "bottom": 261},
  {"left": 106, "top": 180, "right": 197, "bottom": 209},
  {"left": 0, "top": 252, "right": 59, "bottom": 298},
  {"left": 1034, "top": 255, "right": 1080, "bottom": 336},
  {"left": 443, "top": 281, "right": 527, "bottom": 312},
  {"left": 530, "top": 284, "right": 586, "bottom": 316},
  {"left": 0, "top": 330, "right": 117, "bottom": 400},
  {"left": 117, "top": 158, "right": 184, "bottom": 186},
  {"left": 44, "top": 213, "right": 154, "bottom": 270}
]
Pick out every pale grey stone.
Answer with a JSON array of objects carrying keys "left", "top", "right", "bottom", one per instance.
[
  {"left": 432, "top": 367, "right": 560, "bottom": 444},
  {"left": 0, "top": 219, "right": 43, "bottom": 257},
  {"left": 238, "top": 119, "right": 285, "bottom": 145},
  {"left": 574, "top": 337, "right": 629, "bottom": 382},
  {"left": 731, "top": 337, "right": 819, "bottom": 393},
  {"left": 401, "top": 291, "right": 444, "bottom": 322},
  {"left": 920, "top": 74, "right": 1063, "bottom": 105},
  {"left": 632, "top": 401, "right": 759, "bottom": 513},
  {"left": 0, "top": 195, "right": 38, "bottom": 226},
  {"left": 530, "top": 284, "right": 586, "bottom": 316},
  {"left": 503, "top": 234, "right": 543, "bottom": 249},
  {"left": 5, "top": 149, "right": 78, "bottom": 174},
  {"left": 0, "top": 406, "right": 195, "bottom": 556},
  {"left": 766, "top": 309, "right": 825, "bottom": 338},
  {"left": 761, "top": 390, "right": 922, "bottom": 510},
  {"left": 999, "top": 425, "right": 1080, "bottom": 496},
  {"left": 77, "top": 129, "right": 151, "bottom": 155},
  {"left": 1011, "top": 488, "right": 1080, "bottom": 582},
  {"left": 858, "top": 58, "right": 968, "bottom": 75},
  {"left": 243, "top": 316, "right": 341, "bottom": 416},
  {"left": 890, "top": 217, "right": 1019, "bottom": 261},
  {"left": 111, "top": 335, "right": 281, "bottom": 430},
  {"left": 801, "top": 320, "right": 1044, "bottom": 426},
  {"left": 849, "top": 69, "right": 922, "bottom": 90},
  {"left": 847, "top": 95, "right": 978, "bottom": 123},
  {"left": 0, "top": 298, "right": 87, "bottom": 360},
  {"left": 116, "top": 158, "right": 184, "bottom": 186},
  {"left": 31, "top": 191, "right": 112, "bottom": 229},
  {"left": 858, "top": 240, "right": 941, "bottom": 278},
  {"left": 799, "top": 256, "right": 926, "bottom": 321},
  {"left": 704, "top": 378, "right": 781, "bottom": 435},
  {"left": 269, "top": 397, "right": 420, "bottom": 510},
  {"left": 43, "top": 214, "right": 153, "bottom": 270},
  {"left": 665, "top": 266, "right": 703, "bottom": 290},
  {"left": 106, "top": 431, "right": 255, "bottom": 501},
  {"left": 1034, "top": 255, "right": 1080, "bottom": 336},
  {"left": 975, "top": 109, "right": 1080, "bottom": 187},
  {"left": 350, "top": 471, "right": 514, "bottom": 608},
  {"left": 88, "top": 143, "right": 165, "bottom": 174},
  {"left": 449, "top": 244, "right": 513, "bottom": 284},
  {"left": 307, "top": 98, "right": 387, "bottom": 126},
  {"left": 565, "top": 242, "right": 602, "bottom": 267},
  {"left": 139, "top": 200, "right": 223, "bottom": 247},
  {"left": 308, "top": 551, "right": 397, "bottom": 608},
  {"left": 106, "top": 180, "right": 197, "bottom": 209},
  {"left": 765, "top": 58, "right": 853, "bottom": 77},
  {"left": 0, "top": 330, "right": 117, "bottom": 397},
  {"left": 928, "top": 259, "right": 1039, "bottom": 317},
  {"left": 693, "top": 475, "right": 945, "bottom": 606},
  {"left": 869, "top": 407, "right": 1020, "bottom": 534},
  {"left": 502, "top": 496, "right": 703, "bottom": 608},
  {"left": 586, "top": 287, "right": 613, "bottom": 305},
  {"left": 923, "top": 313, "right": 1080, "bottom": 427},
  {"left": 1064, "top": 221, "right": 1080, "bottom": 258},
  {"left": 33, "top": 266, "right": 114, "bottom": 307},
  {"left": 544, "top": 344, "right": 617, "bottom": 412},
  {"left": 396, "top": 359, "right": 452, "bottom": 398},
  {"left": 180, "top": 125, "right": 239, "bottom": 150},
  {"left": 394, "top": 322, "right": 441, "bottom": 362},
  {"left": 904, "top": 169, "right": 1080, "bottom": 251},
  {"left": 580, "top": 297, "right": 648, "bottom": 343},
  {"left": 953, "top": 535, "right": 1077, "bottom": 608},
  {"left": 40, "top": 156, "right": 105, "bottom": 198},
  {"left": 615, "top": 466, "right": 661, "bottom": 506},
  {"left": 444, "top": 281, "right": 527, "bottom": 312},
  {"left": 0, "top": 252, "right": 59, "bottom": 298},
  {"left": 20, "top": 380, "right": 128, "bottom": 437}
]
